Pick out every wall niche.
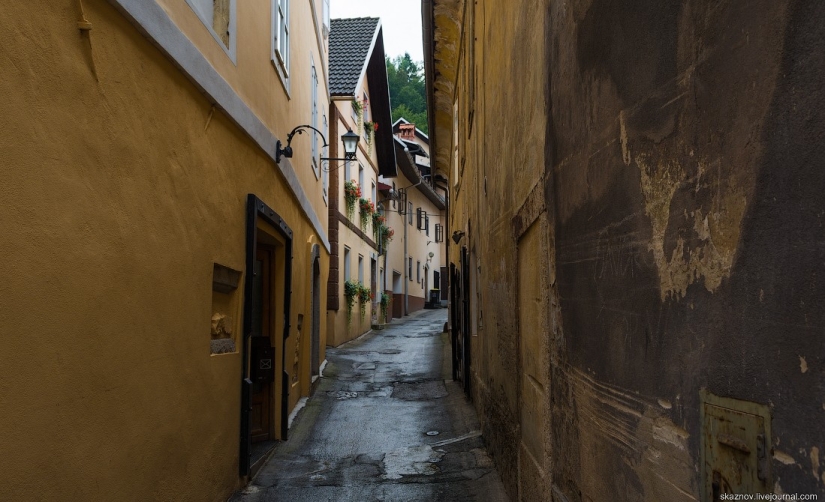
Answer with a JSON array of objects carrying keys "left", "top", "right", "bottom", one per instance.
[{"left": 211, "top": 263, "right": 242, "bottom": 355}]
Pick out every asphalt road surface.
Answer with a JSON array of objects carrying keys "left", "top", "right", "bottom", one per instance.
[{"left": 230, "top": 309, "right": 509, "bottom": 502}]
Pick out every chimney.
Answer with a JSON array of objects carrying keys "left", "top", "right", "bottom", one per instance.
[{"left": 399, "top": 123, "right": 415, "bottom": 140}]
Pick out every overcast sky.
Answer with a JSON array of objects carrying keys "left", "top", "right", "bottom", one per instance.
[{"left": 330, "top": 0, "right": 424, "bottom": 62}]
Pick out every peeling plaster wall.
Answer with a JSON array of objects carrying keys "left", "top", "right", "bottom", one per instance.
[{"left": 437, "top": 0, "right": 825, "bottom": 499}]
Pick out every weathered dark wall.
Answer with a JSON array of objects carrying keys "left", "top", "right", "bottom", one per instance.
[
  {"left": 550, "top": 0, "right": 825, "bottom": 498},
  {"left": 434, "top": 0, "right": 825, "bottom": 499}
]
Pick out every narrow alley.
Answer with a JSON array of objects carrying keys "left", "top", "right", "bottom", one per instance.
[{"left": 231, "top": 310, "right": 509, "bottom": 502}]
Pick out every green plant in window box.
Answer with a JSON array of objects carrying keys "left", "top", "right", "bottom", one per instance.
[
  {"left": 344, "top": 279, "right": 359, "bottom": 326},
  {"left": 372, "top": 213, "right": 386, "bottom": 239},
  {"left": 352, "top": 99, "right": 363, "bottom": 133},
  {"left": 358, "top": 284, "right": 371, "bottom": 320},
  {"left": 380, "top": 292, "right": 391, "bottom": 323},
  {"left": 344, "top": 180, "right": 360, "bottom": 220},
  {"left": 359, "top": 198, "right": 374, "bottom": 232}
]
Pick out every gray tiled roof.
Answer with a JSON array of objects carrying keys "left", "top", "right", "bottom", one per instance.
[{"left": 329, "top": 17, "right": 380, "bottom": 96}]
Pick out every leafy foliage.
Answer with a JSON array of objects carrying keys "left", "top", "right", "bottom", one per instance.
[
  {"left": 380, "top": 293, "right": 391, "bottom": 322},
  {"left": 358, "top": 284, "right": 371, "bottom": 320},
  {"left": 344, "top": 280, "right": 360, "bottom": 325},
  {"left": 344, "top": 180, "right": 360, "bottom": 220},
  {"left": 386, "top": 54, "right": 428, "bottom": 133}
]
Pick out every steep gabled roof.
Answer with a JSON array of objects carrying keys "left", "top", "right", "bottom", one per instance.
[
  {"left": 394, "top": 137, "right": 445, "bottom": 210},
  {"left": 329, "top": 17, "right": 397, "bottom": 177},
  {"left": 329, "top": 17, "right": 380, "bottom": 96}
]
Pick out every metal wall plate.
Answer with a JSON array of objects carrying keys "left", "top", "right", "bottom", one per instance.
[{"left": 700, "top": 390, "right": 772, "bottom": 501}]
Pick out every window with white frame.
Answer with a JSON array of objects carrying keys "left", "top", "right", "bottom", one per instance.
[
  {"left": 358, "top": 164, "right": 364, "bottom": 191},
  {"left": 371, "top": 181, "right": 376, "bottom": 203},
  {"left": 311, "top": 56, "right": 319, "bottom": 178},
  {"left": 186, "top": 0, "right": 236, "bottom": 60},
  {"left": 322, "top": 114, "right": 329, "bottom": 200},
  {"left": 272, "top": 0, "right": 290, "bottom": 83},
  {"left": 344, "top": 247, "right": 351, "bottom": 281},
  {"left": 322, "top": 0, "right": 330, "bottom": 38},
  {"left": 362, "top": 92, "right": 370, "bottom": 143}
]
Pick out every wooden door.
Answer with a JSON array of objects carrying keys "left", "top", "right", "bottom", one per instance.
[{"left": 250, "top": 245, "right": 274, "bottom": 443}]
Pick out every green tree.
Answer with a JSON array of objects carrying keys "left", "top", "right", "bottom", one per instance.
[{"left": 386, "top": 53, "right": 428, "bottom": 133}]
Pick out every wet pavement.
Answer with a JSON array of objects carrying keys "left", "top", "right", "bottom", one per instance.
[{"left": 230, "top": 309, "right": 509, "bottom": 502}]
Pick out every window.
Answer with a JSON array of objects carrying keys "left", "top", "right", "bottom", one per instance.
[
  {"left": 408, "top": 202, "right": 413, "bottom": 225},
  {"left": 408, "top": 257, "right": 413, "bottom": 279},
  {"left": 344, "top": 160, "right": 351, "bottom": 183},
  {"left": 311, "top": 56, "right": 319, "bottom": 178},
  {"left": 392, "top": 182, "right": 397, "bottom": 209},
  {"left": 425, "top": 214, "right": 430, "bottom": 236},
  {"left": 379, "top": 268, "right": 384, "bottom": 293},
  {"left": 358, "top": 255, "right": 364, "bottom": 283},
  {"left": 322, "top": 114, "right": 329, "bottom": 200},
  {"left": 435, "top": 223, "right": 443, "bottom": 243},
  {"left": 417, "top": 261, "right": 421, "bottom": 282},
  {"left": 416, "top": 208, "right": 423, "bottom": 230},
  {"left": 371, "top": 181, "right": 377, "bottom": 203},
  {"left": 272, "top": 0, "right": 290, "bottom": 83},
  {"left": 358, "top": 164, "right": 364, "bottom": 191},
  {"left": 453, "top": 100, "right": 459, "bottom": 186},
  {"left": 187, "top": 0, "right": 236, "bottom": 61},
  {"left": 322, "top": 0, "right": 330, "bottom": 38},
  {"left": 344, "top": 247, "right": 351, "bottom": 281}
]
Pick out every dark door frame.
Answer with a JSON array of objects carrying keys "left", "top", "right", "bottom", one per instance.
[
  {"left": 461, "top": 246, "right": 471, "bottom": 395},
  {"left": 240, "top": 194, "right": 293, "bottom": 477},
  {"left": 310, "top": 244, "right": 321, "bottom": 379}
]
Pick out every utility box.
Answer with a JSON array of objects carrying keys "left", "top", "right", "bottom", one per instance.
[{"left": 700, "top": 390, "right": 772, "bottom": 500}]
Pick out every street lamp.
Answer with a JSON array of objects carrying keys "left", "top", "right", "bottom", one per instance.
[
  {"left": 275, "top": 125, "right": 360, "bottom": 164},
  {"left": 340, "top": 129, "right": 359, "bottom": 160}
]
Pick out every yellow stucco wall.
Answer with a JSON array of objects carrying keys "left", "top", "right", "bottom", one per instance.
[
  {"left": 328, "top": 106, "right": 379, "bottom": 347},
  {"left": 326, "top": 72, "right": 385, "bottom": 346},
  {"left": 157, "top": 0, "right": 332, "bottom": 215},
  {"left": 0, "top": 0, "right": 327, "bottom": 499}
]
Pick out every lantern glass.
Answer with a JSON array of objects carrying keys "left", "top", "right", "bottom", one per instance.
[{"left": 341, "top": 129, "right": 359, "bottom": 157}]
